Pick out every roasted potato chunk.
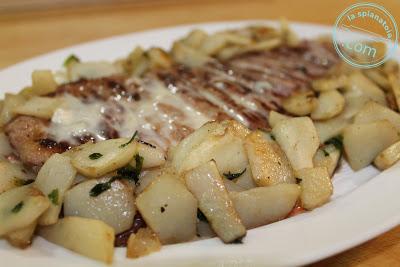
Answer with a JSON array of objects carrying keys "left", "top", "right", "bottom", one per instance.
[
  {"left": 14, "top": 97, "right": 63, "bottom": 119},
  {"left": 282, "top": 91, "right": 317, "bottom": 116},
  {"left": 296, "top": 167, "right": 333, "bottom": 210},
  {"left": 184, "top": 161, "right": 246, "bottom": 243},
  {"left": 343, "top": 120, "right": 399, "bottom": 170},
  {"left": 5, "top": 220, "right": 37, "bottom": 249},
  {"left": 39, "top": 216, "right": 115, "bottom": 264},
  {"left": 0, "top": 161, "right": 31, "bottom": 194},
  {"left": 311, "top": 90, "right": 345, "bottom": 120},
  {"left": 313, "top": 144, "right": 341, "bottom": 177},
  {"left": 268, "top": 111, "right": 291, "bottom": 128},
  {"left": 31, "top": 70, "right": 58, "bottom": 95},
  {"left": 171, "top": 120, "right": 250, "bottom": 174},
  {"left": 272, "top": 117, "right": 320, "bottom": 170},
  {"left": 353, "top": 101, "right": 400, "bottom": 132},
  {"left": 245, "top": 131, "right": 295, "bottom": 186},
  {"left": 231, "top": 184, "right": 300, "bottom": 229},
  {"left": 0, "top": 93, "right": 26, "bottom": 126},
  {"left": 374, "top": 141, "right": 400, "bottom": 170},
  {"left": 35, "top": 154, "right": 77, "bottom": 225},
  {"left": 64, "top": 178, "right": 135, "bottom": 234},
  {"left": 0, "top": 185, "right": 49, "bottom": 236},
  {"left": 126, "top": 228, "right": 162, "bottom": 259},
  {"left": 136, "top": 173, "right": 197, "bottom": 244},
  {"left": 70, "top": 138, "right": 137, "bottom": 178}
]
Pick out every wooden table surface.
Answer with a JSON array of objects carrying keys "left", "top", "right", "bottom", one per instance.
[{"left": 1, "top": 0, "right": 400, "bottom": 265}]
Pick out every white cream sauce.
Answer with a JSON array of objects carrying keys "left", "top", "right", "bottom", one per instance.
[{"left": 48, "top": 79, "right": 210, "bottom": 149}]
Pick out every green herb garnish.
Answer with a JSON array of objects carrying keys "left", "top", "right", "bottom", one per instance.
[
  {"left": 324, "top": 136, "right": 343, "bottom": 151},
  {"left": 11, "top": 201, "right": 24, "bottom": 213},
  {"left": 322, "top": 149, "right": 330, "bottom": 157},
  {"left": 270, "top": 133, "right": 276, "bottom": 141},
  {"left": 197, "top": 209, "right": 207, "bottom": 222},
  {"left": 223, "top": 168, "right": 246, "bottom": 180},
  {"left": 90, "top": 177, "right": 117, "bottom": 197},
  {"left": 119, "top": 131, "right": 138, "bottom": 148},
  {"left": 90, "top": 153, "right": 144, "bottom": 197},
  {"left": 14, "top": 178, "right": 34, "bottom": 186},
  {"left": 89, "top": 153, "right": 103, "bottom": 160},
  {"left": 48, "top": 189, "right": 59, "bottom": 205},
  {"left": 63, "top": 54, "right": 80, "bottom": 67},
  {"left": 295, "top": 178, "right": 302, "bottom": 184}
]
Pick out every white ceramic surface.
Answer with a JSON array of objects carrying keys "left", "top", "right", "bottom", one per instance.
[{"left": 1, "top": 21, "right": 400, "bottom": 267}]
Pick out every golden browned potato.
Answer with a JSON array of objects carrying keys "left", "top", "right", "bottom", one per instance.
[
  {"left": 0, "top": 161, "right": 31, "bottom": 194},
  {"left": 0, "top": 93, "right": 26, "bottom": 126},
  {"left": 184, "top": 161, "right": 246, "bottom": 243},
  {"left": 171, "top": 42, "right": 211, "bottom": 67},
  {"left": 130, "top": 142, "right": 166, "bottom": 169},
  {"left": 0, "top": 185, "right": 50, "bottom": 236},
  {"left": 345, "top": 71, "right": 387, "bottom": 107},
  {"left": 136, "top": 173, "right": 197, "bottom": 244},
  {"left": 35, "top": 154, "right": 77, "bottom": 226},
  {"left": 5, "top": 221, "right": 37, "bottom": 249},
  {"left": 181, "top": 29, "right": 208, "bottom": 49},
  {"left": 171, "top": 120, "right": 249, "bottom": 174},
  {"left": 314, "top": 114, "right": 349, "bottom": 143},
  {"left": 70, "top": 138, "right": 137, "bottom": 178},
  {"left": 14, "top": 97, "right": 63, "bottom": 119},
  {"left": 268, "top": 111, "right": 291, "bottom": 128},
  {"left": 231, "top": 184, "right": 300, "bottom": 229},
  {"left": 31, "top": 70, "right": 58, "bottom": 95},
  {"left": 244, "top": 131, "right": 295, "bottom": 186},
  {"left": 39, "top": 216, "right": 115, "bottom": 264},
  {"left": 312, "top": 75, "right": 347, "bottom": 92},
  {"left": 311, "top": 90, "right": 345, "bottom": 120},
  {"left": 343, "top": 120, "right": 399, "bottom": 170},
  {"left": 296, "top": 167, "right": 333, "bottom": 210},
  {"left": 272, "top": 117, "right": 320, "bottom": 170},
  {"left": 282, "top": 91, "right": 317, "bottom": 116},
  {"left": 126, "top": 228, "right": 162, "bottom": 259},
  {"left": 374, "top": 141, "right": 400, "bottom": 170},
  {"left": 313, "top": 144, "right": 341, "bottom": 177},
  {"left": 68, "top": 62, "right": 122, "bottom": 81},
  {"left": 353, "top": 101, "right": 400, "bottom": 132}
]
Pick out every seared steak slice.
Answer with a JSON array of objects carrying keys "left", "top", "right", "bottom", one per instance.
[
  {"left": 5, "top": 40, "right": 339, "bottom": 169},
  {"left": 157, "top": 41, "right": 339, "bottom": 130},
  {"left": 5, "top": 116, "right": 68, "bottom": 167}
]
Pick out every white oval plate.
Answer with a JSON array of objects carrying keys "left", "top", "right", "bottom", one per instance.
[{"left": 1, "top": 21, "right": 400, "bottom": 267}]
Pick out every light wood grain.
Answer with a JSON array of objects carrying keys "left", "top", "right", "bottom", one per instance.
[{"left": 1, "top": 0, "right": 400, "bottom": 266}]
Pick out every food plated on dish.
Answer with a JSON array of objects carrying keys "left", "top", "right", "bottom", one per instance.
[{"left": 1, "top": 20, "right": 400, "bottom": 264}]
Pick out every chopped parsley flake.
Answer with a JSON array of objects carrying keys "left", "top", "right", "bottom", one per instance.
[
  {"left": 90, "top": 153, "right": 144, "bottom": 197},
  {"left": 63, "top": 54, "right": 80, "bottom": 67},
  {"left": 11, "top": 201, "right": 24, "bottom": 213},
  {"left": 322, "top": 149, "right": 330, "bottom": 157},
  {"left": 295, "top": 178, "right": 302, "bottom": 184},
  {"left": 48, "top": 189, "right": 59, "bottom": 205},
  {"left": 89, "top": 153, "right": 103, "bottom": 160},
  {"left": 324, "top": 136, "right": 343, "bottom": 151},
  {"left": 223, "top": 168, "right": 246, "bottom": 180},
  {"left": 119, "top": 131, "right": 138, "bottom": 148}
]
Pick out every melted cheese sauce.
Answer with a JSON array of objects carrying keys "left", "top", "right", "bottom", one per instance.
[{"left": 48, "top": 79, "right": 210, "bottom": 149}]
